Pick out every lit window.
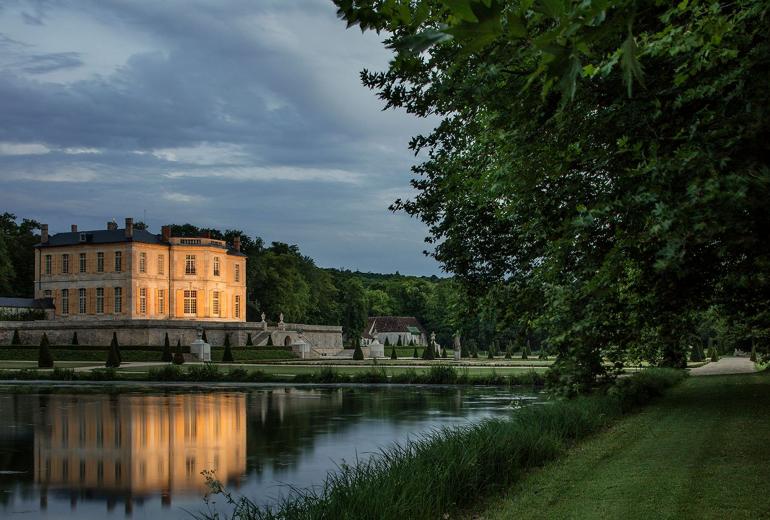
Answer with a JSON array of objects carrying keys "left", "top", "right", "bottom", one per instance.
[
  {"left": 62, "top": 254, "right": 70, "bottom": 274},
  {"left": 97, "top": 252, "right": 104, "bottom": 272},
  {"left": 139, "top": 252, "right": 146, "bottom": 273},
  {"left": 78, "top": 288, "right": 86, "bottom": 314},
  {"left": 213, "top": 257, "right": 220, "bottom": 276},
  {"left": 234, "top": 263, "right": 240, "bottom": 282},
  {"left": 235, "top": 295, "right": 241, "bottom": 318},
  {"left": 139, "top": 288, "right": 147, "bottom": 314},
  {"left": 212, "top": 291, "right": 220, "bottom": 316},
  {"left": 114, "top": 287, "right": 122, "bottom": 313},
  {"left": 114, "top": 251, "right": 122, "bottom": 272},
  {"left": 185, "top": 255, "right": 196, "bottom": 275},
  {"left": 79, "top": 253, "right": 86, "bottom": 273},
  {"left": 45, "top": 255, "right": 52, "bottom": 275},
  {"left": 158, "top": 289, "right": 165, "bottom": 314},
  {"left": 157, "top": 254, "right": 164, "bottom": 275},
  {"left": 61, "top": 289, "right": 69, "bottom": 314},
  {"left": 96, "top": 288, "right": 104, "bottom": 314},
  {"left": 184, "top": 290, "right": 197, "bottom": 314}
]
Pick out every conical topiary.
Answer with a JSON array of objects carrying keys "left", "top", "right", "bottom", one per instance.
[
  {"left": 390, "top": 345, "right": 398, "bottom": 360},
  {"left": 111, "top": 332, "right": 122, "bottom": 364},
  {"left": 521, "top": 345, "right": 529, "bottom": 360},
  {"left": 202, "top": 329, "right": 208, "bottom": 343},
  {"left": 11, "top": 329, "right": 21, "bottom": 345},
  {"left": 505, "top": 343, "right": 512, "bottom": 360},
  {"left": 38, "top": 333, "right": 53, "bottom": 368},
  {"left": 690, "top": 342, "right": 704, "bottom": 362},
  {"left": 71, "top": 332, "right": 78, "bottom": 346},
  {"left": 413, "top": 346, "right": 418, "bottom": 358},
  {"left": 266, "top": 334, "right": 274, "bottom": 347},
  {"left": 397, "top": 335, "right": 402, "bottom": 347},
  {"left": 423, "top": 341, "right": 435, "bottom": 360},
  {"left": 173, "top": 339, "right": 185, "bottom": 365},
  {"left": 487, "top": 347, "right": 494, "bottom": 359},
  {"left": 384, "top": 336, "right": 390, "bottom": 347},
  {"left": 410, "top": 338, "right": 415, "bottom": 346},
  {"left": 106, "top": 333, "right": 121, "bottom": 368},
  {"left": 222, "top": 333, "right": 234, "bottom": 362},
  {"left": 162, "top": 333, "right": 172, "bottom": 362},
  {"left": 246, "top": 333, "right": 253, "bottom": 346},
  {"left": 441, "top": 347, "right": 448, "bottom": 358},
  {"left": 538, "top": 348, "right": 548, "bottom": 360},
  {"left": 353, "top": 343, "right": 364, "bottom": 360}
]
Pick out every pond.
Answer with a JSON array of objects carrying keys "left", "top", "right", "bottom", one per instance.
[{"left": 0, "top": 385, "right": 541, "bottom": 519}]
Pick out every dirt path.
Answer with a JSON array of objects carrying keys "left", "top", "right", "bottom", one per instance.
[{"left": 689, "top": 356, "right": 756, "bottom": 376}]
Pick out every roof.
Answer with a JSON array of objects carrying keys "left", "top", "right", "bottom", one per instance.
[
  {"left": 36, "top": 228, "right": 246, "bottom": 256},
  {"left": 0, "top": 297, "right": 55, "bottom": 309},
  {"left": 364, "top": 316, "right": 428, "bottom": 338}
]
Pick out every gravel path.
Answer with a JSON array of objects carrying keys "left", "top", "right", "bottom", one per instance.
[{"left": 690, "top": 356, "right": 756, "bottom": 376}]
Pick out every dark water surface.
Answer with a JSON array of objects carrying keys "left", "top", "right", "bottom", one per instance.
[{"left": 0, "top": 385, "right": 540, "bottom": 519}]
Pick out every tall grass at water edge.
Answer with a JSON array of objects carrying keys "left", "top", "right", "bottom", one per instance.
[{"left": 197, "top": 368, "right": 686, "bottom": 520}]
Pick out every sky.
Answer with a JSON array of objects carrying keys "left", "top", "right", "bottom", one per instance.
[{"left": 0, "top": 0, "right": 442, "bottom": 276}]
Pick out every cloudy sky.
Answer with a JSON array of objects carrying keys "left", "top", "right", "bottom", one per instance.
[{"left": 0, "top": 0, "right": 442, "bottom": 275}]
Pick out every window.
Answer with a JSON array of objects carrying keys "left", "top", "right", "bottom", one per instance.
[
  {"left": 183, "top": 290, "right": 197, "bottom": 314},
  {"left": 45, "top": 255, "right": 52, "bottom": 275},
  {"left": 139, "top": 252, "right": 146, "bottom": 273},
  {"left": 139, "top": 287, "right": 147, "bottom": 314},
  {"left": 185, "top": 255, "right": 196, "bottom": 275},
  {"left": 235, "top": 295, "right": 241, "bottom": 319},
  {"left": 96, "top": 288, "right": 104, "bottom": 314},
  {"left": 158, "top": 289, "right": 165, "bottom": 314},
  {"left": 213, "top": 257, "right": 220, "bottom": 276},
  {"left": 61, "top": 289, "right": 69, "bottom": 314},
  {"left": 62, "top": 254, "right": 69, "bottom": 273},
  {"left": 44, "top": 290, "right": 51, "bottom": 298},
  {"left": 79, "top": 253, "right": 87, "bottom": 273},
  {"left": 97, "top": 252, "right": 104, "bottom": 272},
  {"left": 157, "top": 254, "right": 164, "bottom": 275},
  {"left": 78, "top": 288, "right": 86, "bottom": 314},
  {"left": 212, "top": 291, "right": 220, "bottom": 316},
  {"left": 235, "top": 263, "right": 240, "bottom": 282},
  {"left": 114, "top": 287, "right": 122, "bottom": 313},
  {"left": 114, "top": 251, "right": 122, "bottom": 272}
]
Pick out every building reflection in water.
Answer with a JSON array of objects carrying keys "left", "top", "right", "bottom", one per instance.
[{"left": 34, "top": 393, "right": 246, "bottom": 513}]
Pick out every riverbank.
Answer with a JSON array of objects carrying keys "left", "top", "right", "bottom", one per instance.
[
  {"left": 199, "top": 368, "right": 686, "bottom": 519},
  {"left": 471, "top": 368, "right": 769, "bottom": 519}
]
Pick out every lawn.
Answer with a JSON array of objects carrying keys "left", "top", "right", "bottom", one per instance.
[
  {"left": 0, "top": 360, "right": 102, "bottom": 369},
  {"left": 474, "top": 370, "right": 770, "bottom": 519}
]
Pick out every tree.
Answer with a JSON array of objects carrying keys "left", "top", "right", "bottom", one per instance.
[
  {"left": 173, "top": 339, "right": 185, "bottom": 365},
  {"left": 162, "top": 333, "right": 172, "bottom": 362},
  {"left": 106, "top": 333, "right": 121, "bottom": 368},
  {"left": 222, "top": 333, "right": 234, "bottom": 363},
  {"left": 341, "top": 278, "right": 368, "bottom": 345},
  {"left": 11, "top": 329, "right": 20, "bottom": 345},
  {"left": 0, "top": 213, "right": 40, "bottom": 297},
  {"left": 334, "top": 0, "right": 770, "bottom": 390},
  {"left": 71, "top": 332, "right": 78, "bottom": 346},
  {"left": 750, "top": 342, "right": 757, "bottom": 363},
  {"left": 505, "top": 343, "right": 512, "bottom": 360},
  {"left": 38, "top": 333, "right": 53, "bottom": 368}
]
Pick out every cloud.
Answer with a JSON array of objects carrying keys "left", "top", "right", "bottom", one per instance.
[
  {"left": 0, "top": 142, "right": 50, "bottom": 155},
  {"left": 165, "top": 165, "right": 362, "bottom": 184},
  {"left": 16, "top": 51, "right": 83, "bottom": 73},
  {"left": 162, "top": 192, "right": 206, "bottom": 204}
]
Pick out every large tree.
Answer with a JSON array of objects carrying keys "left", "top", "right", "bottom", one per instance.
[{"left": 335, "top": 0, "right": 770, "bottom": 388}]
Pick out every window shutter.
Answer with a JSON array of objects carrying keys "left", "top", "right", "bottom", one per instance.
[
  {"left": 175, "top": 290, "right": 184, "bottom": 317},
  {"left": 88, "top": 288, "right": 95, "bottom": 314}
]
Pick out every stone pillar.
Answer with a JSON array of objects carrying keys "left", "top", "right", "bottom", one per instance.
[
  {"left": 454, "top": 334, "right": 462, "bottom": 360},
  {"left": 124, "top": 218, "right": 133, "bottom": 238},
  {"left": 40, "top": 224, "right": 48, "bottom": 243}
]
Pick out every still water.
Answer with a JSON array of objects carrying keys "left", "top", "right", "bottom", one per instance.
[{"left": 0, "top": 385, "right": 540, "bottom": 519}]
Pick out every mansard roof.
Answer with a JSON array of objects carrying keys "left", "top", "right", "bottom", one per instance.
[{"left": 363, "top": 316, "right": 427, "bottom": 338}]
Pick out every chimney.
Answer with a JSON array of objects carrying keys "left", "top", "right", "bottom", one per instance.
[
  {"left": 161, "top": 225, "right": 171, "bottom": 242},
  {"left": 233, "top": 235, "right": 241, "bottom": 252},
  {"left": 71, "top": 224, "right": 78, "bottom": 233},
  {"left": 41, "top": 224, "right": 49, "bottom": 243},
  {"left": 125, "top": 217, "right": 134, "bottom": 238},
  {"left": 107, "top": 221, "right": 118, "bottom": 231}
]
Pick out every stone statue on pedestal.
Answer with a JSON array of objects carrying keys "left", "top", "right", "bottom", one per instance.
[{"left": 278, "top": 313, "right": 286, "bottom": 331}]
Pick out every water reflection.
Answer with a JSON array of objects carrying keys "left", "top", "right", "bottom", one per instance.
[{"left": 0, "top": 386, "right": 538, "bottom": 519}]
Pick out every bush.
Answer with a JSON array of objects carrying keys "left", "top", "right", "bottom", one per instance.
[
  {"left": 390, "top": 346, "right": 398, "bottom": 360},
  {"left": 709, "top": 346, "right": 719, "bottom": 362},
  {"left": 353, "top": 344, "right": 364, "bottom": 360},
  {"left": 173, "top": 339, "right": 185, "bottom": 365},
  {"left": 222, "top": 334, "right": 235, "bottom": 363},
  {"left": 106, "top": 333, "right": 121, "bottom": 368},
  {"left": 162, "top": 333, "right": 172, "bottom": 362},
  {"left": 187, "top": 363, "right": 223, "bottom": 381},
  {"left": 11, "top": 329, "right": 21, "bottom": 345},
  {"left": 413, "top": 347, "right": 418, "bottom": 358},
  {"left": 149, "top": 365, "right": 184, "bottom": 381},
  {"left": 384, "top": 337, "right": 390, "bottom": 346},
  {"left": 38, "top": 333, "right": 53, "bottom": 368},
  {"left": 71, "top": 332, "right": 78, "bottom": 346},
  {"left": 397, "top": 336, "right": 403, "bottom": 347},
  {"left": 51, "top": 367, "right": 76, "bottom": 380},
  {"left": 266, "top": 334, "right": 274, "bottom": 347},
  {"left": 425, "top": 365, "right": 457, "bottom": 384},
  {"left": 690, "top": 342, "right": 705, "bottom": 362},
  {"left": 521, "top": 344, "right": 530, "bottom": 360},
  {"left": 246, "top": 333, "right": 253, "bottom": 346}
]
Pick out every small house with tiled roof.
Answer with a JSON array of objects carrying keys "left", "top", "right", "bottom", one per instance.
[{"left": 362, "top": 316, "right": 428, "bottom": 347}]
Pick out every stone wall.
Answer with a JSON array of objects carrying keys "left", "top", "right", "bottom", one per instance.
[{"left": 0, "top": 320, "right": 343, "bottom": 351}]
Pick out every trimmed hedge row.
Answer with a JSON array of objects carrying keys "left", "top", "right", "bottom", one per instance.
[{"left": 0, "top": 347, "right": 295, "bottom": 362}]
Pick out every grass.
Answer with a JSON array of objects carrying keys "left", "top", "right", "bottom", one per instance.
[
  {"left": 0, "top": 360, "right": 102, "bottom": 369},
  {"left": 197, "top": 369, "right": 686, "bottom": 520},
  {"left": 474, "top": 369, "right": 770, "bottom": 520},
  {"left": 0, "top": 347, "right": 295, "bottom": 362}
]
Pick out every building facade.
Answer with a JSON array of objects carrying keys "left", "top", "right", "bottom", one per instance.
[
  {"left": 33, "top": 218, "right": 246, "bottom": 322},
  {"left": 361, "top": 316, "right": 428, "bottom": 346}
]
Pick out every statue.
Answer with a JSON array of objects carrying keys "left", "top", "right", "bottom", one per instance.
[
  {"left": 453, "top": 333, "right": 462, "bottom": 360},
  {"left": 278, "top": 312, "right": 286, "bottom": 331},
  {"left": 261, "top": 312, "right": 266, "bottom": 322}
]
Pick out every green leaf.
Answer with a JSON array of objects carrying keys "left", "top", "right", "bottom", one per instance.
[
  {"left": 620, "top": 27, "right": 644, "bottom": 98},
  {"left": 506, "top": 13, "right": 527, "bottom": 38},
  {"left": 443, "top": 0, "right": 478, "bottom": 22},
  {"left": 394, "top": 29, "right": 453, "bottom": 54}
]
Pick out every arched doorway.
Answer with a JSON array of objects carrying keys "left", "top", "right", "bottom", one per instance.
[{"left": 284, "top": 335, "right": 292, "bottom": 346}]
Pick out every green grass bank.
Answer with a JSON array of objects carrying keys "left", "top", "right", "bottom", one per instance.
[
  {"left": 473, "top": 369, "right": 770, "bottom": 520},
  {"left": 198, "top": 369, "right": 686, "bottom": 520}
]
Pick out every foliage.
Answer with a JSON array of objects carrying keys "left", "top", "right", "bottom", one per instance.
[
  {"left": 37, "top": 333, "right": 53, "bottom": 368},
  {"left": 0, "top": 213, "right": 39, "bottom": 297},
  {"left": 390, "top": 345, "right": 397, "bottom": 360},
  {"left": 750, "top": 344, "right": 757, "bottom": 363},
  {"left": 266, "top": 334, "right": 274, "bottom": 347},
  {"left": 246, "top": 333, "right": 253, "bottom": 346},
  {"left": 341, "top": 277, "right": 368, "bottom": 343},
  {"left": 709, "top": 346, "right": 719, "bottom": 363},
  {"left": 222, "top": 334, "right": 235, "bottom": 363},
  {"left": 413, "top": 346, "right": 418, "bottom": 358},
  {"left": 173, "top": 339, "right": 185, "bottom": 365},
  {"left": 71, "top": 332, "right": 78, "bottom": 346},
  {"left": 353, "top": 343, "right": 364, "bottom": 360},
  {"left": 11, "top": 329, "right": 20, "bottom": 345},
  {"left": 106, "top": 332, "right": 121, "bottom": 368},
  {"left": 333, "top": 0, "right": 770, "bottom": 390},
  {"left": 162, "top": 333, "right": 173, "bottom": 363}
]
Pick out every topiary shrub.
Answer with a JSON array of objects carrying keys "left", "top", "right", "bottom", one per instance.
[
  {"left": 202, "top": 329, "right": 208, "bottom": 343},
  {"left": 11, "top": 329, "right": 21, "bottom": 345},
  {"left": 487, "top": 347, "right": 494, "bottom": 359},
  {"left": 413, "top": 347, "right": 418, "bottom": 358},
  {"left": 709, "top": 345, "right": 719, "bottom": 362},
  {"left": 353, "top": 343, "right": 364, "bottom": 360},
  {"left": 106, "top": 333, "right": 121, "bottom": 368},
  {"left": 538, "top": 348, "right": 548, "bottom": 360},
  {"left": 521, "top": 344, "right": 530, "bottom": 360},
  {"left": 441, "top": 347, "right": 448, "bottom": 358},
  {"left": 390, "top": 346, "right": 397, "bottom": 360},
  {"left": 222, "top": 334, "right": 235, "bottom": 363},
  {"left": 505, "top": 343, "right": 512, "bottom": 359},
  {"left": 246, "top": 333, "right": 253, "bottom": 346},
  {"left": 397, "top": 335, "right": 402, "bottom": 347},
  {"left": 266, "top": 334, "right": 274, "bottom": 347},
  {"left": 384, "top": 336, "right": 390, "bottom": 347},
  {"left": 38, "top": 333, "right": 53, "bottom": 368},
  {"left": 173, "top": 339, "right": 185, "bottom": 365},
  {"left": 161, "top": 333, "right": 173, "bottom": 362},
  {"left": 111, "top": 332, "right": 122, "bottom": 364},
  {"left": 71, "top": 332, "right": 78, "bottom": 346}
]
